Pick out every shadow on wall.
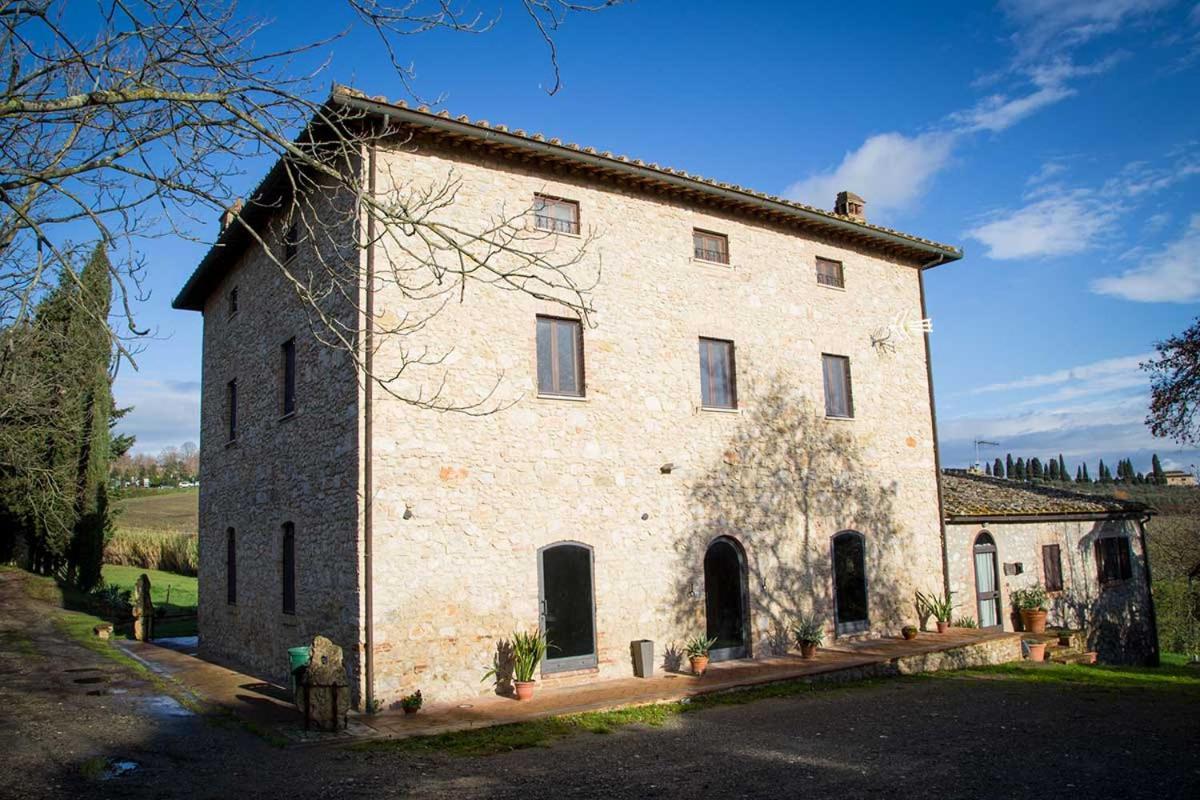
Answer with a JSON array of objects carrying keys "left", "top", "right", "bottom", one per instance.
[
  {"left": 672, "top": 375, "right": 916, "bottom": 656},
  {"left": 1078, "top": 521, "right": 1157, "bottom": 665}
]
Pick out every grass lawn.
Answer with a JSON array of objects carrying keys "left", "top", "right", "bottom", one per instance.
[
  {"left": 115, "top": 487, "right": 198, "bottom": 533},
  {"left": 99, "top": 564, "right": 198, "bottom": 638},
  {"left": 939, "top": 652, "right": 1200, "bottom": 693}
]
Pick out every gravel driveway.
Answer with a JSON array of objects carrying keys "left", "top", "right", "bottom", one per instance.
[{"left": 1, "top": 569, "right": 1197, "bottom": 799}]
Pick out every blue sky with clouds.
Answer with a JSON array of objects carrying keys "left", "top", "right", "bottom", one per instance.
[{"left": 116, "top": 0, "right": 1200, "bottom": 476}]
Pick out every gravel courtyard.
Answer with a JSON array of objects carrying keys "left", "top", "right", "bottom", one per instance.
[{"left": 1, "top": 569, "right": 1197, "bottom": 800}]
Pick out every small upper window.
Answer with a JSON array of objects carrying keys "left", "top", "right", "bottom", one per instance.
[
  {"left": 281, "top": 338, "right": 297, "bottom": 416},
  {"left": 283, "top": 219, "right": 299, "bottom": 262},
  {"left": 822, "top": 354, "right": 854, "bottom": 418},
  {"left": 536, "top": 316, "right": 584, "bottom": 397},
  {"left": 226, "top": 378, "right": 238, "bottom": 442},
  {"left": 699, "top": 337, "right": 737, "bottom": 409},
  {"left": 534, "top": 195, "right": 580, "bottom": 234},
  {"left": 693, "top": 229, "right": 729, "bottom": 265},
  {"left": 816, "top": 257, "right": 844, "bottom": 289},
  {"left": 1096, "top": 536, "right": 1132, "bottom": 584},
  {"left": 228, "top": 287, "right": 239, "bottom": 316},
  {"left": 1042, "top": 544, "right": 1063, "bottom": 592}
]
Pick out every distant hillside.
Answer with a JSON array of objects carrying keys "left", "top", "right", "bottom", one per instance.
[{"left": 114, "top": 487, "right": 198, "bottom": 534}]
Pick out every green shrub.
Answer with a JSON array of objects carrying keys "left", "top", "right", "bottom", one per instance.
[
  {"left": 103, "top": 528, "right": 198, "bottom": 576},
  {"left": 1155, "top": 578, "right": 1200, "bottom": 659}
]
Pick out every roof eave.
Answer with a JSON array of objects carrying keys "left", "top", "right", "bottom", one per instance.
[{"left": 946, "top": 509, "right": 1152, "bottom": 524}]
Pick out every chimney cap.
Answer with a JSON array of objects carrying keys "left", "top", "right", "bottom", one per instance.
[{"left": 834, "top": 191, "right": 866, "bottom": 222}]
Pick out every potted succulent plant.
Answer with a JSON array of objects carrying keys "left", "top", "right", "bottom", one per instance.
[
  {"left": 793, "top": 614, "right": 825, "bottom": 659},
  {"left": 483, "top": 629, "right": 550, "bottom": 701},
  {"left": 902, "top": 625, "right": 919, "bottom": 640},
  {"left": 400, "top": 690, "right": 423, "bottom": 715},
  {"left": 685, "top": 634, "right": 718, "bottom": 676},
  {"left": 916, "top": 590, "right": 955, "bottom": 633},
  {"left": 1011, "top": 585, "right": 1050, "bottom": 634}
]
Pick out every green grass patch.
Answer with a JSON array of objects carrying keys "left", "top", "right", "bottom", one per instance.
[
  {"left": 100, "top": 565, "right": 197, "bottom": 611},
  {"left": 938, "top": 655, "right": 1200, "bottom": 693}
]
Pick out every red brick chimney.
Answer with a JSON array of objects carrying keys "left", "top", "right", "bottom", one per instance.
[{"left": 835, "top": 191, "right": 865, "bottom": 222}]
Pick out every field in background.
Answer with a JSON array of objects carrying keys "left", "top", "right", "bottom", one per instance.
[{"left": 114, "top": 486, "right": 198, "bottom": 533}]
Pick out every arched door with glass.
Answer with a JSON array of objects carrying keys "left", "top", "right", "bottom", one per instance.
[
  {"left": 538, "top": 543, "right": 597, "bottom": 673},
  {"left": 704, "top": 537, "right": 749, "bottom": 661},
  {"left": 973, "top": 532, "right": 1001, "bottom": 629},
  {"left": 832, "top": 531, "right": 869, "bottom": 635}
]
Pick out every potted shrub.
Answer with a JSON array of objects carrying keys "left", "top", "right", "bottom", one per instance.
[
  {"left": 916, "top": 590, "right": 955, "bottom": 633},
  {"left": 400, "top": 690, "right": 423, "bottom": 715},
  {"left": 1025, "top": 640, "right": 1047, "bottom": 661},
  {"left": 684, "top": 634, "right": 717, "bottom": 676},
  {"left": 902, "top": 625, "right": 919, "bottom": 640},
  {"left": 483, "top": 629, "right": 549, "bottom": 701},
  {"left": 793, "top": 615, "right": 824, "bottom": 659},
  {"left": 1011, "top": 585, "right": 1049, "bottom": 633}
]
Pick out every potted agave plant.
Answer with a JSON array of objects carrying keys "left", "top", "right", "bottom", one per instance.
[
  {"left": 484, "top": 629, "right": 550, "bottom": 701},
  {"left": 793, "top": 614, "right": 825, "bottom": 659},
  {"left": 685, "top": 634, "right": 717, "bottom": 676},
  {"left": 1011, "top": 585, "right": 1049, "bottom": 634},
  {"left": 916, "top": 590, "right": 955, "bottom": 633}
]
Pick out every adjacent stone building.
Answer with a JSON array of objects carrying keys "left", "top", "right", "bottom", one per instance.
[
  {"left": 175, "top": 86, "right": 967, "bottom": 708},
  {"left": 942, "top": 470, "right": 1158, "bottom": 664}
]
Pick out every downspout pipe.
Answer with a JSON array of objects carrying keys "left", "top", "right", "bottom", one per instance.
[
  {"left": 1137, "top": 512, "right": 1160, "bottom": 666},
  {"left": 363, "top": 139, "right": 377, "bottom": 710},
  {"left": 917, "top": 254, "right": 951, "bottom": 596}
]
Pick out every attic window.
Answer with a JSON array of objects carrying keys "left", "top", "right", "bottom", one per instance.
[
  {"left": 816, "top": 257, "right": 844, "bottom": 289},
  {"left": 534, "top": 195, "right": 580, "bottom": 234},
  {"left": 693, "top": 229, "right": 729, "bottom": 265}
]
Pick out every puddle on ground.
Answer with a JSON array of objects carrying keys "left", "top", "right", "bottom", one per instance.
[
  {"left": 101, "top": 760, "right": 139, "bottom": 780},
  {"left": 137, "top": 695, "right": 194, "bottom": 718},
  {"left": 73, "top": 676, "right": 108, "bottom": 685}
]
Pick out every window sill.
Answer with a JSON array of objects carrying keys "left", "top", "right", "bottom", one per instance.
[
  {"left": 225, "top": 439, "right": 239, "bottom": 449},
  {"left": 278, "top": 411, "right": 297, "bottom": 422},
  {"left": 536, "top": 392, "right": 588, "bottom": 403},
  {"left": 817, "top": 282, "right": 846, "bottom": 292},
  {"left": 690, "top": 257, "right": 734, "bottom": 270},
  {"left": 825, "top": 414, "right": 855, "bottom": 421},
  {"left": 701, "top": 405, "right": 740, "bottom": 414},
  {"left": 532, "top": 225, "right": 582, "bottom": 240}
]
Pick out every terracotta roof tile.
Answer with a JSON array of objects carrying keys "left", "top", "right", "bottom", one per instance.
[{"left": 942, "top": 470, "right": 1149, "bottom": 519}]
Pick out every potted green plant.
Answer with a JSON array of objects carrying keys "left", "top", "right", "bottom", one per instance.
[
  {"left": 400, "top": 690, "right": 423, "bottom": 715},
  {"left": 793, "top": 614, "right": 825, "bottom": 659},
  {"left": 684, "top": 634, "right": 717, "bottom": 676},
  {"left": 902, "top": 625, "right": 918, "bottom": 640},
  {"left": 483, "top": 629, "right": 550, "bottom": 701},
  {"left": 1010, "top": 585, "right": 1049, "bottom": 634},
  {"left": 916, "top": 590, "right": 955, "bottom": 633}
]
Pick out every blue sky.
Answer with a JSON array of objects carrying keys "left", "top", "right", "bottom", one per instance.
[{"left": 116, "top": 0, "right": 1200, "bottom": 476}]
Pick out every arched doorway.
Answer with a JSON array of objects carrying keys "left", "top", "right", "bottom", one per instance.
[
  {"left": 704, "top": 537, "right": 749, "bottom": 661},
  {"left": 538, "top": 542, "right": 597, "bottom": 673},
  {"left": 832, "top": 531, "right": 869, "bottom": 635},
  {"left": 973, "top": 532, "right": 1001, "bottom": 629}
]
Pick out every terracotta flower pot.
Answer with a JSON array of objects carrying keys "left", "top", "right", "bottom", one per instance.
[
  {"left": 799, "top": 641, "right": 818, "bottom": 660},
  {"left": 1020, "top": 609, "right": 1048, "bottom": 634},
  {"left": 514, "top": 680, "right": 536, "bottom": 701},
  {"left": 403, "top": 706, "right": 419, "bottom": 715},
  {"left": 690, "top": 655, "right": 709, "bottom": 676},
  {"left": 902, "top": 628, "right": 918, "bottom": 640},
  {"left": 936, "top": 620, "right": 950, "bottom": 634},
  {"left": 1025, "top": 641, "right": 1046, "bottom": 661}
]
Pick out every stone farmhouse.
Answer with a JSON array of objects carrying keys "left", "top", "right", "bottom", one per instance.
[
  {"left": 1162, "top": 470, "right": 1196, "bottom": 487},
  {"left": 174, "top": 86, "right": 975, "bottom": 709},
  {"left": 942, "top": 470, "right": 1157, "bottom": 664}
]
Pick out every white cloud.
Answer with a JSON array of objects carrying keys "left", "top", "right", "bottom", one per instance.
[
  {"left": 999, "top": 0, "right": 1173, "bottom": 62},
  {"left": 965, "top": 192, "right": 1117, "bottom": 259},
  {"left": 113, "top": 377, "right": 201, "bottom": 455},
  {"left": 1091, "top": 213, "right": 1200, "bottom": 302},
  {"left": 971, "top": 352, "right": 1151, "bottom": 394},
  {"left": 784, "top": 132, "right": 955, "bottom": 216}
]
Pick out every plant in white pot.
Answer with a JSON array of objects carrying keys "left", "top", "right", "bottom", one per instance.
[{"left": 793, "top": 614, "right": 825, "bottom": 659}]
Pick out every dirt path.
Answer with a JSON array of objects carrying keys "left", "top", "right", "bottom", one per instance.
[{"left": 1, "top": 567, "right": 1198, "bottom": 799}]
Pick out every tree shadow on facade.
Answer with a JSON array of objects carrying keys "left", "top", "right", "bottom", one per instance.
[{"left": 671, "top": 375, "right": 917, "bottom": 658}]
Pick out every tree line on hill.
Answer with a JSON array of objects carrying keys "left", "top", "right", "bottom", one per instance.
[
  {"left": 110, "top": 444, "right": 199, "bottom": 488},
  {"left": 983, "top": 452, "right": 1175, "bottom": 485},
  {"left": 0, "top": 246, "right": 128, "bottom": 590}
]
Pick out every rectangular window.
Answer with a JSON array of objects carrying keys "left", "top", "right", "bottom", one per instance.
[
  {"left": 693, "top": 229, "right": 729, "bottom": 264},
  {"left": 699, "top": 337, "right": 737, "bottom": 409},
  {"left": 282, "top": 522, "right": 296, "bottom": 615},
  {"left": 1096, "top": 537, "right": 1132, "bottom": 584},
  {"left": 281, "top": 338, "right": 297, "bottom": 416},
  {"left": 1042, "top": 544, "right": 1063, "bottom": 592},
  {"left": 816, "top": 257, "right": 844, "bottom": 288},
  {"left": 533, "top": 194, "right": 580, "bottom": 234},
  {"left": 536, "top": 316, "right": 584, "bottom": 397},
  {"left": 822, "top": 354, "right": 854, "bottom": 418},
  {"left": 283, "top": 219, "right": 299, "bottom": 262},
  {"left": 226, "top": 379, "right": 238, "bottom": 442},
  {"left": 226, "top": 528, "right": 237, "bottom": 605},
  {"left": 228, "top": 287, "right": 239, "bottom": 316}
]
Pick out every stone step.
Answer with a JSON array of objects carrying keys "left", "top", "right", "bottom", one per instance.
[{"left": 1050, "top": 651, "right": 1098, "bottom": 665}]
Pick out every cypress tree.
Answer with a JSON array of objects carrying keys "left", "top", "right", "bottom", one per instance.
[
  {"left": 1151, "top": 454, "right": 1165, "bottom": 485},
  {"left": 1048, "top": 458, "right": 1059, "bottom": 481},
  {"left": 1058, "top": 454, "right": 1067, "bottom": 482},
  {"left": 1015, "top": 457, "right": 1026, "bottom": 481},
  {"left": 1006, "top": 453, "right": 1014, "bottom": 480},
  {"left": 1030, "top": 457, "right": 1043, "bottom": 480},
  {"left": 1075, "top": 465, "right": 1083, "bottom": 482},
  {"left": 993, "top": 457, "right": 1004, "bottom": 478},
  {"left": 1082, "top": 462, "right": 1091, "bottom": 482},
  {"left": 985, "top": 462, "right": 992, "bottom": 476}
]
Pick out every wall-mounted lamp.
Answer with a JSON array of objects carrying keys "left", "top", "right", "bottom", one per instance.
[
  {"left": 641, "top": 513, "right": 649, "bottom": 521},
  {"left": 660, "top": 463, "right": 676, "bottom": 474},
  {"left": 402, "top": 504, "right": 413, "bottom": 520}
]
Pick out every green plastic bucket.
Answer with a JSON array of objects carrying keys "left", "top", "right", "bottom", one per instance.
[{"left": 288, "top": 646, "right": 310, "bottom": 695}]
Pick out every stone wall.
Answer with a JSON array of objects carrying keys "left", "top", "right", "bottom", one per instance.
[
  {"left": 365, "top": 134, "right": 947, "bottom": 706},
  {"left": 196, "top": 178, "right": 364, "bottom": 690},
  {"left": 946, "top": 518, "right": 1156, "bottom": 664}
]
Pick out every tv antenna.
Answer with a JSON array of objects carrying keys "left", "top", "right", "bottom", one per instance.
[{"left": 974, "top": 439, "right": 1000, "bottom": 469}]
